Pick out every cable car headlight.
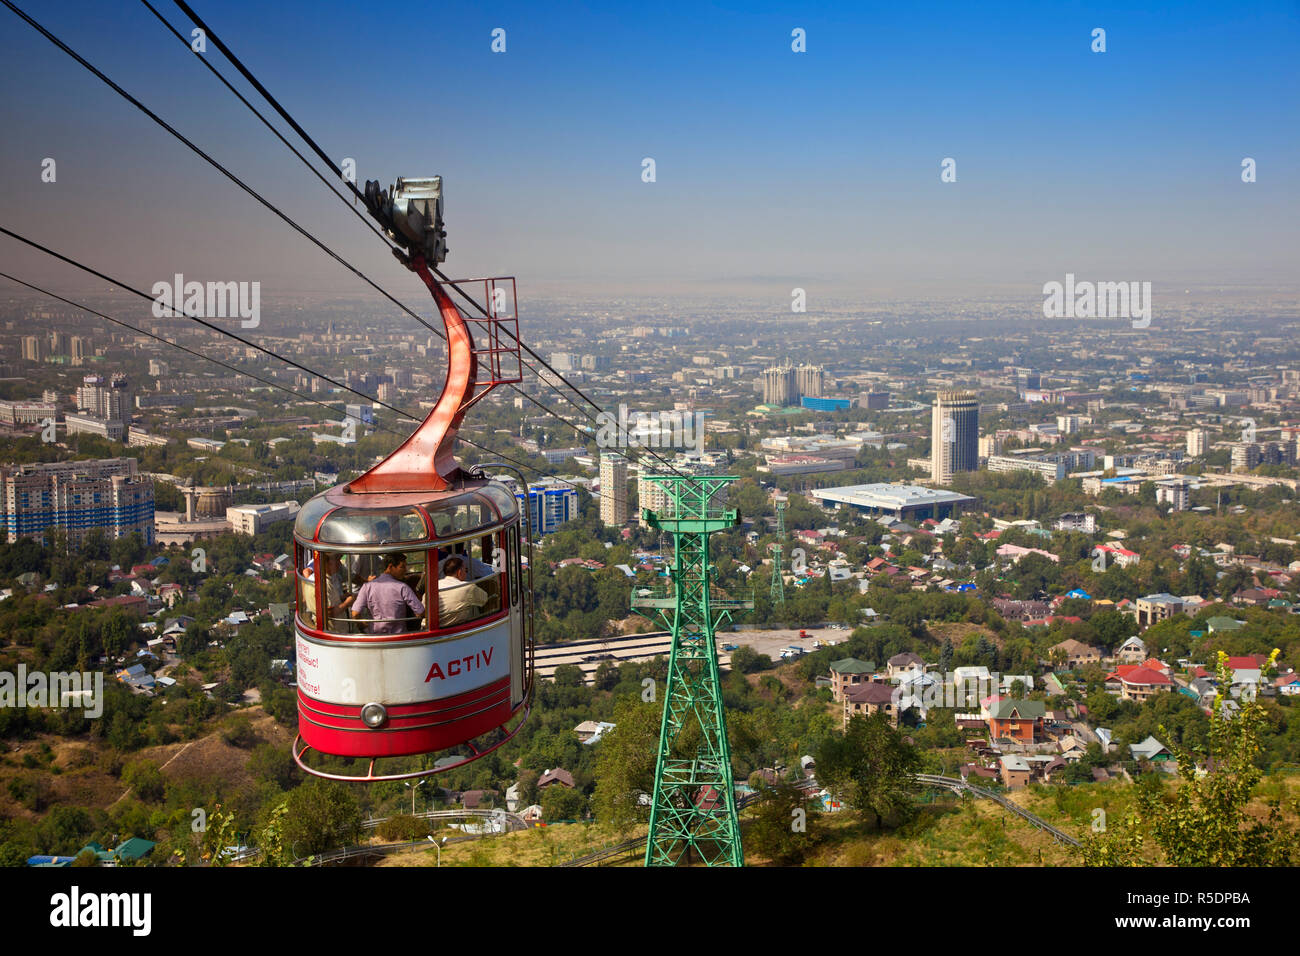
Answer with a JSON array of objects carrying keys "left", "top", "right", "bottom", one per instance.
[{"left": 361, "top": 702, "right": 388, "bottom": 729}]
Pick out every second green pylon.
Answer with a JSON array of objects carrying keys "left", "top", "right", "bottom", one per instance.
[{"left": 633, "top": 475, "right": 752, "bottom": 867}]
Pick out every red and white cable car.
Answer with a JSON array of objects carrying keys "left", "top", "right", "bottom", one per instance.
[{"left": 291, "top": 176, "right": 533, "bottom": 781}]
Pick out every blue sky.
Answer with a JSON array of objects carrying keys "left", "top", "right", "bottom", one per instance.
[{"left": 1, "top": 0, "right": 1296, "bottom": 299}]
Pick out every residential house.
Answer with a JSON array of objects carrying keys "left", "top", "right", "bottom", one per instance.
[
  {"left": 886, "top": 651, "right": 924, "bottom": 678},
  {"left": 1095, "top": 544, "right": 1140, "bottom": 568},
  {"left": 1117, "top": 665, "right": 1175, "bottom": 702},
  {"left": 1275, "top": 672, "right": 1300, "bottom": 697},
  {"left": 537, "top": 768, "right": 575, "bottom": 789},
  {"left": 573, "top": 720, "right": 616, "bottom": 744},
  {"left": 991, "top": 598, "right": 1051, "bottom": 621},
  {"left": 996, "top": 543, "right": 1060, "bottom": 565},
  {"left": 1058, "top": 735, "right": 1087, "bottom": 761},
  {"left": 1134, "top": 593, "right": 1185, "bottom": 628},
  {"left": 828, "top": 658, "right": 878, "bottom": 702},
  {"left": 1115, "top": 636, "right": 1147, "bottom": 664},
  {"left": 1205, "top": 616, "right": 1244, "bottom": 634},
  {"left": 999, "top": 754, "right": 1032, "bottom": 789},
  {"left": 1129, "top": 735, "right": 1173, "bottom": 763},
  {"left": 1049, "top": 639, "right": 1102, "bottom": 668},
  {"left": 843, "top": 681, "right": 897, "bottom": 729},
  {"left": 959, "top": 763, "right": 999, "bottom": 785},
  {"left": 986, "top": 699, "right": 1046, "bottom": 743}
]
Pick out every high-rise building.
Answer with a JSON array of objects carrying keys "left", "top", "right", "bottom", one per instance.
[
  {"left": 599, "top": 453, "right": 628, "bottom": 527},
  {"left": 637, "top": 472, "right": 669, "bottom": 529},
  {"left": 1156, "top": 480, "right": 1191, "bottom": 512},
  {"left": 76, "top": 374, "right": 131, "bottom": 423},
  {"left": 21, "top": 336, "right": 43, "bottom": 362},
  {"left": 0, "top": 459, "right": 154, "bottom": 547},
  {"left": 795, "top": 364, "right": 824, "bottom": 399},
  {"left": 70, "top": 337, "right": 87, "bottom": 366},
  {"left": 1231, "top": 443, "right": 1260, "bottom": 473},
  {"left": 931, "top": 390, "right": 979, "bottom": 484},
  {"left": 516, "top": 478, "right": 579, "bottom": 536},
  {"left": 1186, "top": 428, "right": 1207, "bottom": 457},
  {"left": 761, "top": 365, "right": 797, "bottom": 406},
  {"left": 760, "top": 363, "right": 826, "bottom": 406},
  {"left": 76, "top": 375, "right": 106, "bottom": 417}
]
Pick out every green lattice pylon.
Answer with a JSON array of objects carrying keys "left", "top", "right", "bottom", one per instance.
[
  {"left": 770, "top": 497, "right": 787, "bottom": 606},
  {"left": 632, "top": 475, "right": 752, "bottom": 867}
]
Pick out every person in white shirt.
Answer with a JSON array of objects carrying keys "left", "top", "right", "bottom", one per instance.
[{"left": 437, "top": 555, "right": 490, "bottom": 626}]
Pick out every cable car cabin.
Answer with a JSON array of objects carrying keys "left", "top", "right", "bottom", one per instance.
[
  {"left": 289, "top": 174, "right": 532, "bottom": 780},
  {"left": 292, "top": 477, "right": 531, "bottom": 779}
]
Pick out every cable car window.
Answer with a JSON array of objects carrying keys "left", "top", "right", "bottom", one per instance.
[
  {"left": 435, "top": 533, "right": 501, "bottom": 627},
  {"left": 317, "top": 507, "right": 427, "bottom": 546},
  {"left": 295, "top": 496, "right": 335, "bottom": 541},
  {"left": 478, "top": 482, "right": 518, "bottom": 519},
  {"left": 508, "top": 525, "right": 519, "bottom": 607},
  {"left": 296, "top": 545, "right": 319, "bottom": 628},
  {"left": 344, "top": 549, "right": 428, "bottom": 635},
  {"left": 429, "top": 502, "right": 492, "bottom": 538}
]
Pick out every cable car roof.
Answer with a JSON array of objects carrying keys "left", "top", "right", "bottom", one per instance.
[{"left": 295, "top": 477, "right": 518, "bottom": 546}]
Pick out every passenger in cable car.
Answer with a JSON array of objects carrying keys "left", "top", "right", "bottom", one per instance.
[
  {"left": 351, "top": 552, "right": 425, "bottom": 634},
  {"left": 437, "top": 546, "right": 494, "bottom": 580},
  {"left": 320, "top": 552, "right": 355, "bottom": 627},
  {"left": 436, "top": 555, "right": 491, "bottom": 626},
  {"left": 350, "top": 519, "right": 393, "bottom": 585}
]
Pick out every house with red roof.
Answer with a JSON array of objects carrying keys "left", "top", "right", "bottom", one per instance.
[
  {"left": 1275, "top": 672, "right": 1300, "bottom": 697},
  {"left": 1116, "top": 665, "right": 1175, "bottom": 702},
  {"left": 1226, "top": 654, "right": 1269, "bottom": 670},
  {"left": 1095, "top": 544, "right": 1140, "bottom": 568}
]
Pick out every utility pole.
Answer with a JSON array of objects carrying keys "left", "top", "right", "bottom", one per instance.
[{"left": 632, "top": 476, "right": 752, "bottom": 867}]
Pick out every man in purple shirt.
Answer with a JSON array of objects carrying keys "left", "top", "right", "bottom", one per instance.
[{"left": 351, "top": 553, "right": 425, "bottom": 634}]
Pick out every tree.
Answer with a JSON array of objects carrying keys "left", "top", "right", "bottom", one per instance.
[
  {"left": 729, "top": 645, "right": 771, "bottom": 674},
  {"left": 593, "top": 696, "right": 661, "bottom": 832},
  {"left": 248, "top": 743, "right": 298, "bottom": 790},
  {"left": 278, "top": 779, "right": 363, "bottom": 857},
  {"left": 220, "top": 715, "right": 259, "bottom": 748},
  {"left": 747, "top": 781, "right": 818, "bottom": 865},
  {"left": 815, "top": 712, "right": 921, "bottom": 829},
  {"left": 1082, "top": 650, "right": 1296, "bottom": 866},
  {"left": 121, "top": 759, "right": 165, "bottom": 803},
  {"left": 541, "top": 784, "right": 587, "bottom": 822}
]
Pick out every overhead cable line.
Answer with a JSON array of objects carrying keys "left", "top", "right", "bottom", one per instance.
[{"left": 165, "top": 0, "right": 691, "bottom": 481}]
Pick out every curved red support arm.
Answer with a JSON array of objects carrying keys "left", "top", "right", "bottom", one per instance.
[{"left": 347, "top": 256, "right": 475, "bottom": 494}]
